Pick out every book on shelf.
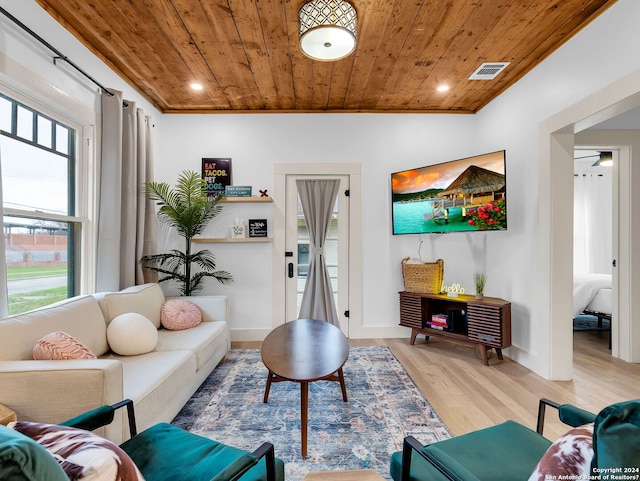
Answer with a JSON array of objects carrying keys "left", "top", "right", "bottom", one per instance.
[
  {"left": 426, "top": 324, "right": 444, "bottom": 330},
  {"left": 426, "top": 322, "right": 446, "bottom": 330}
]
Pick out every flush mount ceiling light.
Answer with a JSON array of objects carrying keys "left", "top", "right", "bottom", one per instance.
[{"left": 299, "top": 0, "right": 357, "bottom": 61}]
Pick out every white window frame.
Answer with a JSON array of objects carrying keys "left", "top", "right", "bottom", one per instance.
[{"left": 0, "top": 86, "right": 95, "bottom": 300}]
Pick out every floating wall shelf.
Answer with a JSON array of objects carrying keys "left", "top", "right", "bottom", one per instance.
[
  {"left": 196, "top": 195, "right": 272, "bottom": 242},
  {"left": 192, "top": 237, "right": 272, "bottom": 243},
  {"left": 221, "top": 196, "right": 272, "bottom": 203}
]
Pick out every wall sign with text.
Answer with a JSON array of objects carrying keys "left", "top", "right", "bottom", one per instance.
[
  {"left": 202, "top": 158, "right": 232, "bottom": 195},
  {"left": 248, "top": 219, "right": 268, "bottom": 237}
]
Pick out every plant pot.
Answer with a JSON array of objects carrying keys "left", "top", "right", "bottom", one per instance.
[{"left": 475, "top": 293, "right": 484, "bottom": 300}]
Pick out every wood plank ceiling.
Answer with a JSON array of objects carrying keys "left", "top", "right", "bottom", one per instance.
[{"left": 34, "top": 0, "right": 617, "bottom": 114}]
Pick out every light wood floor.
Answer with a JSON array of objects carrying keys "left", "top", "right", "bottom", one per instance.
[{"left": 233, "top": 329, "right": 640, "bottom": 441}]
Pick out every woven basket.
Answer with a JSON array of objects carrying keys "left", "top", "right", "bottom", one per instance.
[{"left": 401, "top": 257, "right": 444, "bottom": 293}]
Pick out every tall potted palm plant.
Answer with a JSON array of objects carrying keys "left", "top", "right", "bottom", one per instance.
[{"left": 140, "top": 170, "right": 233, "bottom": 296}]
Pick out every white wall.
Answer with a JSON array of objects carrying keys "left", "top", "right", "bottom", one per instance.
[
  {"left": 155, "top": 113, "right": 479, "bottom": 336},
  {"left": 2, "top": 0, "right": 640, "bottom": 377},
  {"left": 157, "top": 0, "right": 640, "bottom": 379},
  {"left": 474, "top": 0, "right": 640, "bottom": 376}
]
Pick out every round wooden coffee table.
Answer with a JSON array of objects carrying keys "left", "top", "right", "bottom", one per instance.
[{"left": 261, "top": 318, "right": 349, "bottom": 457}]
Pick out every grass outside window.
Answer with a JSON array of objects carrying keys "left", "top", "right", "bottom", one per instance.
[{"left": 6, "top": 266, "right": 69, "bottom": 315}]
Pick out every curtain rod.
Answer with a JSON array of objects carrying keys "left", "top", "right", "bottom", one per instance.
[{"left": 0, "top": 5, "right": 114, "bottom": 97}]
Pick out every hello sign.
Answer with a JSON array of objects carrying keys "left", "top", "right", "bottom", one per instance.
[{"left": 441, "top": 282, "right": 465, "bottom": 297}]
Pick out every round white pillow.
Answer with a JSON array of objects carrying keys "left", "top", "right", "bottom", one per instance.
[{"left": 107, "top": 313, "right": 158, "bottom": 356}]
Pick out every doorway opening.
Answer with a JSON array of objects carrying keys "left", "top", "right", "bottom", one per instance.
[
  {"left": 572, "top": 148, "right": 616, "bottom": 355},
  {"left": 272, "top": 163, "right": 362, "bottom": 338},
  {"left": 543, "top": 83, "right": 640, "bottom": 379}
]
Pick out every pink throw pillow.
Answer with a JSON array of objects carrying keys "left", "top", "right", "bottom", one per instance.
[
  {"left": 528, "top": 423, "right": 594, "bottom": 481},
  {"left": 160, "top": 299, "right": 202, "bottom": 330},
  {"left": 33, "top": 331, "right": 96, "bottom": 360}
]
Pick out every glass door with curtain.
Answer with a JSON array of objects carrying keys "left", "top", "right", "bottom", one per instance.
[{"left": 285, "top": 175, "right": 349, "bottom": 335}]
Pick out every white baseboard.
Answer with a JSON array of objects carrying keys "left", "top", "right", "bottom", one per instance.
[
  {"left": 230, "top": 325, "right": 411, "bottom": 342},
  {"left": 230, "top": 328, "right": 273, "bottom": 342},
  {"left": 348, "top": 325, "right": 410, "bottom": 339}
]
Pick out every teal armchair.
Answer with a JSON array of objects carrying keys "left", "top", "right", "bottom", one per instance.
[
  {"left": 390, "top": 398, "right": 640, "bottom": 481},
  {"left": 1, "top": 399, "right": 285, "bottom": 481},
  {"left": 64, "top": 399, "right": 284, "bottom": 481}
]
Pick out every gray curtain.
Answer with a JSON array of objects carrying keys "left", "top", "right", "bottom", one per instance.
[
  {"left": 296, "top": 179, "right": 340, "bottom": 326},
  {"left": 0, "top": 142, "right": 7, "bottom": 317},
  {"left": 96, "top": 90, "right": 157, "bottom": 291}
]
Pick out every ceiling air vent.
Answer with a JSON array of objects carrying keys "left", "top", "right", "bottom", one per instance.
[{"left": 469, "top": 62, "right": 510, "bottom": 80}]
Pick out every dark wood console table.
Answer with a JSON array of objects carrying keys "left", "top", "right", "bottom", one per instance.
[{"left": 399, "top": 291, "right": 511, "bottom": 365}]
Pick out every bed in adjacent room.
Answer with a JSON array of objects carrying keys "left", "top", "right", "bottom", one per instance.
[{"left": 573, "top": 272, "right": 612, "bottom": 326}]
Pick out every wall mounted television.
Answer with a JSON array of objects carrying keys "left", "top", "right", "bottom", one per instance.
[{"left": 391, "top": 150, "right": 507, "bottom": 234}]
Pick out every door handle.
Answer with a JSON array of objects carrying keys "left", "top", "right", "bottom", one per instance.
[{"left": 288, "top": 262, "right": 294, "bottom": 278}]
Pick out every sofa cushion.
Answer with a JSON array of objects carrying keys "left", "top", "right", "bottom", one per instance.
[
  {"left": 33, "top": 331, "right": 97, "bottom": 360},
  {"left": 160, "top": 299, "right": 202, "bottom": 330},
  {"left": 0, "top": 296, "right": 109, "bottom": 360},
  {"left": 420, "top": 421, "right": 551, "bottom": 481},
  {"left": 173, "top": 295, "right": 228, "bottom": 323},
  {"left": 122, "top": 423, "right": 285, "bottom": 481},
  {"left": 103, "top": 350, "right": 196, "bottom": 430},
  {"left": 107, "top": 314, "right": 158, "bottom": 356},
  {"left": 9, "top": 421, "right": 144, "bottom": 481},
  {"left": 528, "top": 423, "right": 593, "bottom": 481},
  {"left": 156, "top": 320, "right": 227, "bottom": 371},
  {"left": 390, "top": 449, "right": 454, "bottom": 481},
  {"left": 0, "top": 424, "right": 69, "bottom": 481},
  {"left": 121, "top": 423, "right": 256, "bottom": 481},
  {"left": 99, "top": 284, "right": 166, "bottom": 328}
]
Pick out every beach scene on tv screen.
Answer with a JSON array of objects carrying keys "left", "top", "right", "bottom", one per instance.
[{"left": 392, "top": 151, "right": 507, "bottom": 234}]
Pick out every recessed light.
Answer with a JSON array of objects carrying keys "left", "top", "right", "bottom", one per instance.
[
  {"left": 436, "top": 85, "right": 450, "bottom": 93},
  {"left": 190, "top": 83, "right": 204, "bottom": 91}
]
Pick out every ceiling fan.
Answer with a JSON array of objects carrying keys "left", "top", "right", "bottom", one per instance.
[{"left": 574, "top": 151, "right": 613, "bottom": 167}]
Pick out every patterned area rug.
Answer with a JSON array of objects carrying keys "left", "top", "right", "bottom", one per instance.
[{"left": 172, "top": 346, "right": 450, "bottom": 481}]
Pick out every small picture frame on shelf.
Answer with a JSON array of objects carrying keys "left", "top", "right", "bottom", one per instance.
[
  {"left": 231, "top": 218, "right": 246, "bottom": 238},
  {"left": 248, "top": 219, "right": 268, "bottom": 238},
  {"left": 225, "top": 185, "right": 252, "bottom": 197}
]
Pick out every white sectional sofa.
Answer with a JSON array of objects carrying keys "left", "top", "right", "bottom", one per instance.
[{"left": 0, "top": 283, "right": 230, "bottom": 444}]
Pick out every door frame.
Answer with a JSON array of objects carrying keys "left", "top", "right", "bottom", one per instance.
[
  {"left": 540, "top": 72, "right": 640, "bottom": 379},
  {"left": 273, "top": 163, "right": 362, "bottom": 335}
]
